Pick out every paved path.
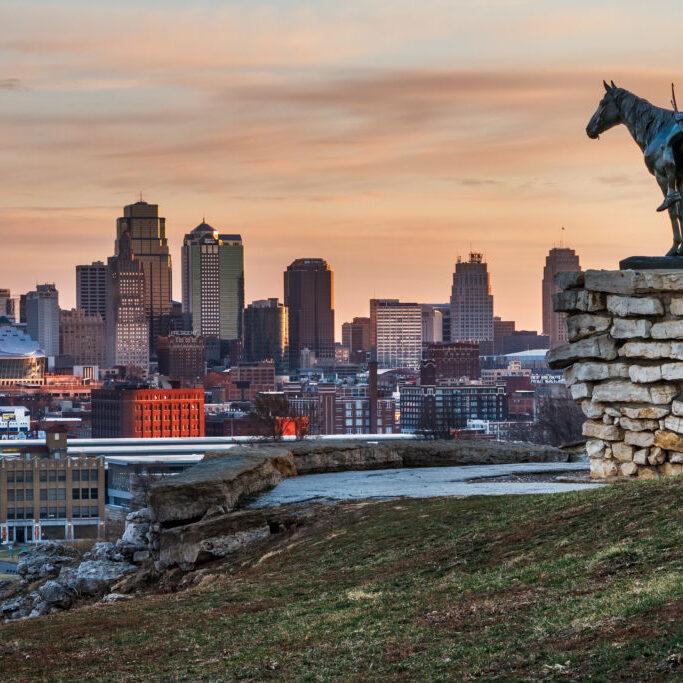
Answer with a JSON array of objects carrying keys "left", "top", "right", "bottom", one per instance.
[
  {"left": 0, "top": 560, "right": 18, "bottom": 575},
  {"left": 249, "top": 461, "right": 597, "bottom": 508}
]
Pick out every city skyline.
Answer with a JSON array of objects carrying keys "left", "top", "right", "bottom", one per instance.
[{"left": 2, "top": 1, "right": 681, "bottom": 334}]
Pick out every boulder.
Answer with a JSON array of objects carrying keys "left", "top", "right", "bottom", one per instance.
[
  {"left": 618, "top": 417, "right": 659, "bottom": 432},
  {"left": 661, "top": 362, "right": 683, "bottom": 380},
  {"left": 590, "top": 458, "right": 618, "bottom": 478},
  {"left": 619, "top": 461, "right": 639, "bottom": 476},
  {"left": 654, "top": 430, "right": 683, "bottom": 452},
  {"left": 591, "top": 381, "right": 677, "bottom": 405},
  {"left": 610, "top": 318, "right": 651, "bottom": 339},
  {"left": 628, "top": 365, "right": 662, "bottom": 383},
  {"left": 59, "top": 560, "right": 136, "bottom": 597},
  {"left": 633, "top": 448, "right": 650, "bottom": 465},
  {"left": 612, "top": 442, "right": 634, "bottom": 462},
  {"left": 83, "top": 542, "right": 125, "bottom": 563},
  {"left": 618, "top": 341, "right": 676, "bottom": 359},
  {"left": 585, "top": 269, "right": 683, "bottom": 294},
  {"left": 637, "top": 467, "right": 661, "bottom": 479},
  {"left": 648, "top": 447, "right": 666, "bottom": 465},
  {"left": 585, "top": 439, "right": 605, "bottom": 458},
  {"left": 37, "top": 580, "right": 76, "bottom": 609},
  {"left": 663, "top": 415, "right": 683, "bottom": 434},
  {"left": 620, "top": 404, "right": 670, "bottom": 419},
  {"left": 669, "top": 452, "right": 683, "bottom": 464},
  {"left": 659, "top": 462, "right": 683, "bottom": 477},
  {"left": 670, "top": 297, "right": 683, "bottom": 315},
  {"left": 17, "top": 542, "right": 80, "bottom": 584},
  {"left": 606, "top": 295, "right": 663, "bottom": 317},
  {"left": 546, "top": 334, "right": 617, "bottom": 369},
  {"left": 581, "top": 400, "right": 605, "bottom": 418},
  {"left": 567, "top": 362, "right": 629, "bottom": 382},
  {"left": 570, "top": 383, "right": 592, "bottom": 400}
]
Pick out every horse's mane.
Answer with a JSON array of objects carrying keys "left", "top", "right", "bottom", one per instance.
[{"left": 615, "top": 88, "right": 674, "bottom": 147}]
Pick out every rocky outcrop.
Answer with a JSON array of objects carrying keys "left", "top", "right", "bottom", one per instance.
[
  {"left": 549, "top": 268, "right": 683, "bottom": 479},
  {"left": 17, "top": 541, "right": 80, "bottom": 584}
]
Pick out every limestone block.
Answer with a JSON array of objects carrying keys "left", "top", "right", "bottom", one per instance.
[
  {"left": 602, "top": 415, "right": 615, "bottom": 425},
  {"left": 661, "top": 362, "right": 683, "bottom": 380},
  {"left": 566, "top": 314, "right": 612, "bottom": 342},
  {"left": 650, "top": 384, "right": 680, "bottom": 404},
  {"left": 633, "top": 448, "right": 649, "bottom": 465},
  {"left": 628, "top": 365, "right": 662, "bottom": 383},
  {"left": 620, "top": 405, "right": 670, "bottom": 419},
  {"left": 582, "top": 420, "right": 622, "bottom": 441},
  {"left": 552, "top": 289, "right": 605, "bottom": 313},
  {"left": 554, "top": 271, "right": 585, "bottom": 289},
  {"left": 546, "top": 334, "right": 617, "bottom": 369},
  {"left": 606, "top": 295, "right": 663, "bottom": 317},
  {"left": 591, "top": 380, "right": 677, "bottom": 404},
  {"left": 612, "top": 441, "right": 634, "bottom": 462},
  {"left": 663, "top": 415, "right": 683, "bottom": 434},
  {"left": 585, "top": 439, "right": 605, "bottom": 458},
  {"left": 590, "top": 458, "right": 618, "bottom": 478},
  {"left": 570, "top": 383, "right": 592, "bottom": 400},
  {"left": 604, "top": 445, "right": 613, "bottom": 459},
  {"left": 581, "top": 400, "right": 605, "bottom": 418},
  {"left": 672, "top": 400, "right": 683, "bottom": 416},
  {"left": 619, "top": 461, "right": 638, "bottom": 476},
  {"left": 637, "top": 467, "right": 660, "bottom": 479},
  {"left": 624, "top": 430, "right": 655, "bottom": 448},
  {"left": 605, "top": 406, "right": 621, "bottom": 417},
  {"left": 648, "top": 447, "right": 666, "bottom": 465},
  {"left": 618, "top": 341, "right": 676, "bottom": 359},
  {"left": 670, "top": 297, "right": 683, "bottom": 315},
  {"left": 659, "top": 462, "right": 683, "bottom": 477},
  {"left": 651, "top": 320, "right": 683, "bottom": 339},
  {"left": 669, "top": 452, "right": 683, "bottom": 464},
  {"left": 610, "top": 318, "right": 652, "bottom": 339},
  {"left": 619, "top": 417, "right": 659, "bottom": 432},
  {"left": 585, "top": 269, "right": 683, "bottom": 294},
  {"left": 570, "top": 361, "right": 630, "bottom": 383},
  {"left": 654, "top": 430, "right": 683, "bottom": 451}
]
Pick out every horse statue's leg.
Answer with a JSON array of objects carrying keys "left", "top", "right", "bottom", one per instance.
[
  {"left": 657, "top": 146, "right": 681, "bottom": 212},
  {"left": 657, "top": 175, "right": 680, "bottom": 255}
]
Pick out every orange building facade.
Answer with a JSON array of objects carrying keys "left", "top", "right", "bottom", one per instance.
[{"left": 92, "top": 387, "right": 204, "bottom": 438}]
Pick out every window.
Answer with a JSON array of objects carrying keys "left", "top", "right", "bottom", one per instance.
[
  {"left": 16, "top": 507, "right": 24, "bottom": 520},
  {"left": 25, "top": 471, "right": 33, "bottom": 483},
  {"left": 48, "top": 471, "right": 56, "bottom": 482},
  {"left": 72, "top": 470, "right": 80, "bottom": 482},
  {"left": 25, "top": 508, "right": 34, "bottom": 520},
  {"left": 58, "top": 488, "right": 66, "bottom": 501},
  {"left": 40, "top": 507, "right": 47, "bottom": 519},
  {"left": 72, "top": 489, "right": 80, "bottom": 500},
  {"left": 39, "top": 471, "right": 47, "bottom": 482},
  {"left": 25, "top": 489, "right": 33, "bottom": 502},
  {"left": 48, "top": 507, "right": 57, "bottom": 519},
  {"left": 90, "top": 488, "right": 98, "bottom": 500},
  {"left": 90, "top": 506, "right": 99, "bottom": 518},
  {"left": 15, "top": 489, "right": 23, "bottom": 502},
  {"left": 48, "top": 488, "right": 57, "bottom": 501},
  {"left": 81, "top": 488, "right": 89, "bottom": 500},
  {"left": 90, "top": 470, "right": 98, "bottom": 482},
  {"left": 7, "top": 489, "right": 14, "bottom": 502},
  {"left": 73, "top": 505, "right": 80, "bottom": 518},
  {"left": 15, "top": 471, "right": 23, "bottom": 483},
  {"left": 7, "top": 508, "right": 14, "bottom": 520},
  {"left": 40, "top": 488, "right": 47, "bottom": 501},
  {"left": 7, "top": 472, "right": 14, "bottom": 483},
  {"left": 81, "top": 470, "right": 90, "bottom": 482},
  {"left": 58, "top": 471, "right": 66, "bottom": 482},
  {"left": 58, "top": 507, "right": 66, "bottom": 519}
]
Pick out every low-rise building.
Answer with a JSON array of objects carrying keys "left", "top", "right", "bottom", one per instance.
[{"left": 0, "top": 426, "right": 105, "bottom": 543}]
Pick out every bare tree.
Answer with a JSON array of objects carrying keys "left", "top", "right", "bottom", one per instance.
[
  {"left": 532, "top": 392, "right": 584, "bottom": 446},
  {"left": 251, "top": 394, "right": 293, "bottom": 441}
]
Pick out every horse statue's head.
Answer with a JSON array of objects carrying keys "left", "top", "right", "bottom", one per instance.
[{"left": 586, "top": 80, "right": 621, "bottom": 139}]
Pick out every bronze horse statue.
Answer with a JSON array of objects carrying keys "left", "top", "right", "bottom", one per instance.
[{"left": 587, "top": 81, "right": 683, "bottom": 255}]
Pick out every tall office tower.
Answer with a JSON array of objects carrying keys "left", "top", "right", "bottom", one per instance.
[
  {"left": 0, "top": 289, "right": 16, "bottom": 322},
  {"left": 542, "top": 246, "right": 581, "bottom": 348},
  {"left": 116, "top": 200, "right": 172, "bottom": 350},
  {"left": 243, "top": 298, "right": 289, "bottom": 374},
  {"left": 421, "top": 305, "right": 443, "bottom": 344},
  {"left": 284, "top": 258, "right": 334, "bottom": 369},
  {"left": 26, "top": 284, "right": 60, "bottom": 356},
  {"left": 370, "top": 299, "right": 423, "bottom": 370},
  {"left": 429, "top": 303, "right": 451, "bottom": 342},
  {"left": 341, "top": 317, "right": 371, "bottom": 364},
  {"left": 181, "top": 222, "right": 244, "bottom": 343},
  {"left": 76, "top": 260, "right": 108, "bottom": 321},
  {"left": 59, "top": 308, "right": 105, "bottom": 367},
  {"left": 450, "top": 252, "right": 494, "bottom": 354},
  {"left": 157, "top": 331, "right": 205, "bottom": 382},
  {"left": 106, "top": 230, "right": 149, "bottom": 372}
]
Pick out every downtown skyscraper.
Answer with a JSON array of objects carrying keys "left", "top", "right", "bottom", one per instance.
[
  {"left": 26, "top": 284, "right": 60, "bottom": 357},
  {"left": 181, "top": 221, "right": 244, "bottom": 343},
  {"left": 284, "top": 258, "right": 335, "bottom": 369},
  {"left": 450, "top": 252, "right": 494, "bottom": 354},
  {"left": 116, "top": 200, "right": 172, "bottom": 351},
  {"left": 105, "top": 230, "right": 149, "bottom": 371},
  {"left": 542, "top": 246, "right": 581, "bottom": 348}
]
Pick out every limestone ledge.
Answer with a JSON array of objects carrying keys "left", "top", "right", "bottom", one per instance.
[{"left": 550, "top": 268, "right": 683, "bottom": 480}]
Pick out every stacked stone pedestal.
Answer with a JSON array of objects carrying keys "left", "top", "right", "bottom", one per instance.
[{"left": 548, "top": 269, "right": 683, "bottom": 479}]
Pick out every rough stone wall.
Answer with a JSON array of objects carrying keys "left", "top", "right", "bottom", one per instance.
[{"left": 548, "top": 269, "right": 683, "bottom": 479}]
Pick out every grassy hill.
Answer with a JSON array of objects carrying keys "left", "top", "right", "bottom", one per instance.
[{"left": 1, "top": 478, "right": 682, "bottom": 680}]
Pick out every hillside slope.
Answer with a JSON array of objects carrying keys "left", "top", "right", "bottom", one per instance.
[{"left": 1, "top": 478, "right": 682, "bottom": 680}]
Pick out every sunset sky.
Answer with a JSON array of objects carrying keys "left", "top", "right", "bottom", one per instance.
[{"left": 2, "top": 0, "right": 683, "bottom": 336}]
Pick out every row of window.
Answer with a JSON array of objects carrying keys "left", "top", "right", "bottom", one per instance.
[
  {"left": 5, "top": 506, "right": 96, "bottom": 520},
  {"left": 6, "top": 469, "right": 98, "bottom": 483},
  {"left": 6, "top": 488, "right": 99, "bottom": 503}
]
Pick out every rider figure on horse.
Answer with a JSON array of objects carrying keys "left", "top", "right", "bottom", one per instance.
[{"left": 657, "top": 84, "right": 683, "bottom": 212}]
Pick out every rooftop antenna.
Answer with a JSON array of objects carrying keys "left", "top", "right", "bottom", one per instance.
[
  {"left": 560, "top": 226, "right": 565, "bottom": 248},
  {"left": 671, "top": 83, "right": 679, "bottom": 114},
  {"left": 139, "top": 191, "right": 143, "bottom": 202}
]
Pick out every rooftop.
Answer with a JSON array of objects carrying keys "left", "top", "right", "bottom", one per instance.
[{"left": 0, "top": 326, "right": 44, "bottom": 358}]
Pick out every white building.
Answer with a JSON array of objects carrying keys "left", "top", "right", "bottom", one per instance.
[
  {"left": 371, "top": 299, "right": 423, "bottom": 370},
  {"left": 0, "top": 406, "right": 31, "bottom": 438},
  {"left": 26, "top": 284, "right": 60, "bottom": 357}
]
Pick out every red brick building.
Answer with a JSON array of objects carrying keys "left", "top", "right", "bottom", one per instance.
[
  {"left": 91, "top": 386, "right": 204, "bottom": 438},
  {"left": 423, "top": 342, "right": 479, "bottom": 380},
  {"left": 204, "top": 361, "right": 276, "bottom": 402}
]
